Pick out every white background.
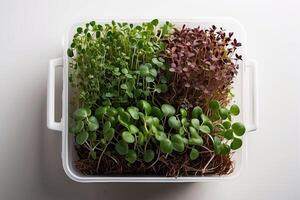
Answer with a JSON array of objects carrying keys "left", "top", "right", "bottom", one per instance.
[{"left": 0, "top": 0, "right": 300, "bottom": 199}]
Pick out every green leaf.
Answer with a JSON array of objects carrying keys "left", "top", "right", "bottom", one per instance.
[
  {"left": 103, "top": 121, "right": 111, "bottom": 133},
  {"left": 203, "top": 120, "right": 213, "bottom": 131},
  {"left": 146, "top": 76, "right": 154, "bottom": 82},
  {"left": 168, "top": 116, "right": 181, "bottom": 129},
  {"left": 209, "top": 100, "right": 220, "bottom": 110},
  {"left": 160, "top": 138, "right": 173, "bottom": 154},
  {"left": 104, "top": 128, "right": 114, "bottom": 141},
  {"left": 192, "top": 106, "right": 203, "bottom": 118},
  {"left": 88, "top": 131, "right": 97, "bottom": 141},
  {"left": 139, "top": 64, "right": 149, "bottom": 76},
  {"left": 199, "top": 125, "right": 211, "bottom": 134},
  {"left": 155, "top": 131, "right": 167, "bottom": 141},
  {"left": 144, "top": 149, "right": 155, "bottom": 163},
  {"left": 230, "top": 104, "right": 240, "bottom": 116},
  {"left": 231, "top": 138, "right": 243, "bottom": 150},
  {"left": 190, "top": 148, "right": 199, "bottom": 160},
  {"left": 67, "top": 48, "right": 74, "bottom": 57},
  {"left": 223, "top": 121, "right": 231, "bottom": 129},
  {"left": 155, "top": 84, "right": 168, "bottom": 93},
  {"left": 152, "top": 58, "right": 164, "bottom": 67},
  {"left": 76, "top": 131, "right": 88, "bottom": 145},
  {"left": 70, "top": 120, "right": 84, "bottom": 133},
  {"left": 180, "top": 108, "right": 187, "bottom": 118},
  {"left": 137, "top": 100, "right": 152, "bottom": 115},
  {"left": 87, "top": 116, "right": 99, "bottom": 131},
  {"left": 189, "top": 126, "right": 197, "bottom": 136},
  {"left": 73, "top": 108, "right": 89, "bottom": 120},
  {"left": 77, "top": 27, "right": 83, "bottom": 33},
  {"left": 149, "top": 68, "right": 157, "bottom": 77},
  {"left": 152, "top": 106, "right": 164, "bottom": 119},
  {"left": 191, "top": 119, "right": 200, "bottom": 129},
  {"left": 232, "top": 122, "right": 246, "bottom": 136},
  {"left": 122, "top": 131, "right": 135, "bottom": 143},
  {"left": 151, "top": 19, "right": 159, "bottom": 26},
  {"left": 129, "top": 124, "right": 139, "bottom": 134},
  {"left": 181, "top": 118, "right": 188, "bottom": 127},
  {"left": 188, "top": 137, "right": 203, "bottom": 146},
  {"left": 161, "top": 104, "right": 176, "bottom": 117},
  {"left": 118, "top": 110, "right": 131, "bottom": 127},
  {"left": 115, "top": 140, "right": 129, "bottom": 155},
  {"left": 107, "top": 107, "right": 118, "bottom": 117},
  {"left": 221, "top": 144, "right": 231, "bottom": 155},
  {"left": 127, "top": 106, "right": 139, "bottom": 120},
  {"left": 126, "top": 150, "right": 137, "bottom": 164},
  {"left": 224, "top": 129, "right": 234, "bottom": 140},
  {"left": 137, "top": 132, "right": 145, "bottom": 145},
  {"left": 121, "top": 68, "right": 128, "bottom": 74},
  {"left": 95, "top": 106, "right": 107, "bottom": 119},
  {"left": 213, "top": 136, "right": 222, "bottom": 154},
  {"left": 219, "top": 108, "right": 229, "bottom": 120},
  {"left": 171, "top": 134, "right": 185, "bottom": 152}
]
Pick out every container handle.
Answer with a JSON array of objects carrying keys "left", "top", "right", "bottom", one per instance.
[
  {"left": 245, "top": 59, "right": 258, "bottom": 132},
  {"left": 47, "top": 57, "right": 63, "bottom": 131}
]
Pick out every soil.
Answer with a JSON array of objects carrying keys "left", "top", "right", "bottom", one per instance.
[{"left": 75, "top": 137, "right": 234, "bottom": 177}]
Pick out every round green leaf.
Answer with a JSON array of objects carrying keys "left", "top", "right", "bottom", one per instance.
[
  {"left": 199, "top": 125, "right": 211, "bottom": 134},
  {"left": 139, "top": 64, "right": 149, "bottom": 76},
  {"left": 171, "top": 134, "right": 185, "bottom": 152},
  {"left": 152, "top": 106, "right": 164, "bottom": 119},
  {"left": 168, "top": 116, "right": 181, "bottom": 129},
  {"left": 107, "top": 107, "right": 118, "bottom": 117},
  {"left": 161, "top": 104, "right": 176, "bottom": 117},
  {"left": 70, "top": 120, "right": 84, "bottom": 133},
  {"left": 138, "top": 100, "right": 152, "bottom": 115},
  {"left": 127, "top": 107, "right": 139, "bottom": 120},
  {"left": 190, "top": 148, "right": 199, "bottom": 160},
  {"left": 126, "top": 150, "right": 137, "bottom": 164},
  {"left": 223, "top": 121, "right": 231, "bottom": 129},
  {"left": 221, "top": 144, "right": 231, "bottom": 155},
  {"left": 144, "top": 149, "right": 155, "bottom": 163},
  {"left": 104, "top": 128, "right": 114, "bottom": 141},
  {"left": 76, "top": 131, "right": 88, "bottom": 145},
  {"left": 219, "top": 108, "right": 229, "bottom": 120},
  {"left": 152, "top": 58, "right": 163, "bottom": 67},
  {"left": 87, "top": 116, "right": 99, "bottom": 131},
  {"left": 67, "top": 48, "right": 74, "bottom": 57},
  {"left": 103, "top": 121, "right": 111, "bottom": 133},
  {"left": 232, "top": 122, "right": 246, "bottom": 136},
  {"left": 230, "top": 104, "right": 240, "bottom": 116},
  {"left": 224, "top": 129, "right": 234, "bottom": 140},
  {"left": 230, "top": 138, "right": 243, "bottom": 150},
  {"left": 73, "top": 108, "right": 89, "bottom": 120},
  {"left": 191, "top": 119, "right": 200, "bottom": 129},
  {"left": 122, "top": 131, "right": 135, "bottom": 143},
  {"left": 129, "top": 124, "right": 139, "bottom": 134},
  {"left": 115, "top": 140, "right": 129, "bottom": 155},
  {"left": 189, "top": 126, "right": 197, "bottom": 136},
  {"left": 155, "top": 131, "right": 167, "bottom": 141},
  {"left": 118, "top": 110, "right": 131, "bottom": 127},
  {"left": 180, "top": 108, "right": 187, "bottom": 118},
  {"left": 160, "top": 138, "right": 173, "bottom": 154},
  {"left": 192, "top": 106, "right": 203, "bottom": 118},
  {"left": 209, "top": 100, "right": 220, "bottom": 110},
  {"left": 95, "top": 106, "right": 108, "bottom": 120},
  {"left": 146, "top": 76, "right": 154, "bottom": 83},
  {"left": 149, "top": 68, "right": 157, "bottom": 77},
  {"left": 188, "top": 137, "right": 203, "bottom": 146}
]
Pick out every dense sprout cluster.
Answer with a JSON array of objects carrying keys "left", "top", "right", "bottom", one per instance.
[
  {"left": 68, "top": 20, "right": 245, "bottom": 176},
  {"left": 162, "top": 25, "right": 242, "bottom": 110}
]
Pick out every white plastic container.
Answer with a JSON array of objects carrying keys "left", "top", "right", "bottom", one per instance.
[{"left": 47, "top": 18, "right": 258, "bottom": 182}]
